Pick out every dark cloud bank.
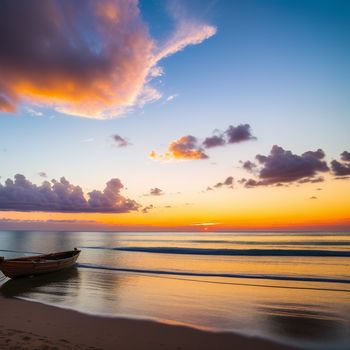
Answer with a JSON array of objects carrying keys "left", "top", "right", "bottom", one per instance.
[
  {"left": 203, "top": 124, "right": 256, "bottom": 149},
  {"left": 0, "top": 174, "right": 139, "bottom": 213},
  {"left": 241, "top": 145, "right": 330, "bottom": 187},
  {"left": 331, "top": 151, "right": 350, "bottom": 176}
]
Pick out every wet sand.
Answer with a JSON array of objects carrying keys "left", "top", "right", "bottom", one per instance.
[{"left": 0, "top": 296, "right": 298, "bottom": 350}]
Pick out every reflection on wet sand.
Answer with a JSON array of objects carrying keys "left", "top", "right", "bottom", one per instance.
[
  {"left": 0, "top": 267, "right": 127, "bottom": 315},
  {"left": 0, "top": 267, "right": 80, "bottom": 299},
  {"left": 261, "top": 303, "right": 349, "bottom": 347}
]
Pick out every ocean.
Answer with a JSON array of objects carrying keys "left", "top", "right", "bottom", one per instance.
[{"left": 0, "top": 230, "right": 349, "bottom": 349}]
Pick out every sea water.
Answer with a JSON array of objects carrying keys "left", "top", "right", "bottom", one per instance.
[{"left": 0, "top": 230, "right": 349, "bottom": 349}]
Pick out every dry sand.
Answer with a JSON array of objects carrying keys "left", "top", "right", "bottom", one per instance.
[{"left": 0, "top": 296, "right": 298, "bottom": 350}]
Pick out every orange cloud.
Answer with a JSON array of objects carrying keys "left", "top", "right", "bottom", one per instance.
[
  {"left": 0, "top": 0, "right": 216, "bottom": 119},
  {"left": 150, "top": 135, "right": 208, "bottom": 160}
]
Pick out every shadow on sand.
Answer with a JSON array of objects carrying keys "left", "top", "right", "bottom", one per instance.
[{"left": 0, "top": 267, "right": 80, "bottom": 298}]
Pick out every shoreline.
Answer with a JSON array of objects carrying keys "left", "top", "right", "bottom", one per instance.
[{"left": 0, "top": 296, "right": 298, "bottom": 350}]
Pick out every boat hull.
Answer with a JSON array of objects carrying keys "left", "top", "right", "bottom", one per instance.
[{"left": 0, "top": 250, "right": 80, "bottom": 279}]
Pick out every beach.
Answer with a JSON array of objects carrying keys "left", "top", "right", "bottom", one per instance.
[
  {"left": 0, "top": 231, "right": 349, "bottom": 350},
  {"left": 0, "top": 295, "right": 299, "bottom": 350}
]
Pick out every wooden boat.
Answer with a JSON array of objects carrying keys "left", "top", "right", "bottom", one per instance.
[{"left": 0, "top": 249, "right": 81, "bottom": 279}]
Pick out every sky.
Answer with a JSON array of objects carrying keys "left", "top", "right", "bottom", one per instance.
[{"left": 0, "top": 0, "right": 349, "bottom": 231}]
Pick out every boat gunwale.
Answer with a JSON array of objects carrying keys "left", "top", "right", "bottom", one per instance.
[{"left": 1, "top": 250, "right": 80, "bottom": 264}]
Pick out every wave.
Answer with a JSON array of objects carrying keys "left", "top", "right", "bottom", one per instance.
[
  {"left": 77, "top": 263, "right": 350, "bottom": 285},
  {"left": 81, "top": 246, "right": 350, "bottom": 257},
  {"left": 189, "top": 240, "right": 350, "bottom": 246},
  {"left": 87, "top": 238, "right": 350, "bottom": 246}
]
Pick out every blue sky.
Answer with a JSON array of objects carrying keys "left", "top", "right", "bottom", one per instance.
[{"left": 0, "top": 0, "right": 349, "bottom": 230}]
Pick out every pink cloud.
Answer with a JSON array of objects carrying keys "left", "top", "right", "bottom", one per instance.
[{"left": 0, "top": 0, "right": 216, "bottom": 119}]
